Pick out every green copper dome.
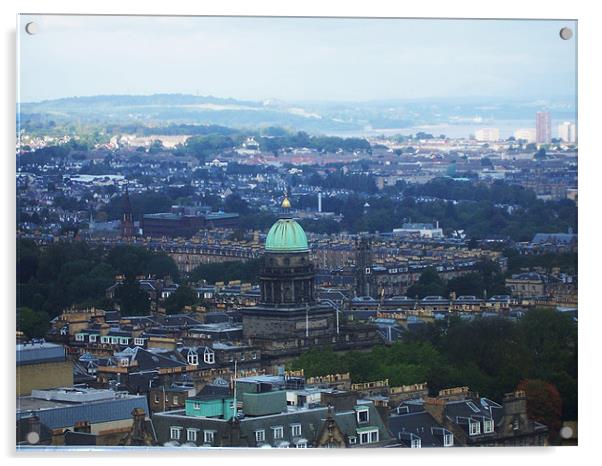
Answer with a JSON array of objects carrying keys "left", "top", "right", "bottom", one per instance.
[{"left": 265, "top": 218, "right": 309, "bottom": 253}]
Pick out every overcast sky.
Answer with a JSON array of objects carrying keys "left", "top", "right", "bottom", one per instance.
[{"left": 18, "top": 15, "right": 577, "bottom": 103}]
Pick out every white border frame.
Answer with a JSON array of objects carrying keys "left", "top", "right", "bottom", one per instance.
[{"left": 2, "top": 1, "right": 597, "bottom": 466}]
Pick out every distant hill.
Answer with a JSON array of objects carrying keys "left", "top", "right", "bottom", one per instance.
[{"left": 18, "top": 93, "right": 576, "bottom": 135}]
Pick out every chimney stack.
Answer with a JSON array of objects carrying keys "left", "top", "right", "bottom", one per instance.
[{"left": 423, "top": 396, "right": 447, "bottom": 424}]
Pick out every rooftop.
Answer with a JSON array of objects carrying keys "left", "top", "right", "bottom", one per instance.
[{"left": 16, "top": 341, "right": 65, "bottom": 366}]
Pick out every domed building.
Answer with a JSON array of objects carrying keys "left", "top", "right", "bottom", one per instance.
[{"left": 242, "top": 196, "right": 380, "bottom": 364}]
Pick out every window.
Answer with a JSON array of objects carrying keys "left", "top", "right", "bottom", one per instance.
[
  {"left": 348, "top": 436, "right": 357, "bottom": 445},
  {"left": 358, "top": 429, "right": 378, "bottom": 445},
  {"left": 154, "top": 394, "right": 159, "bottom": 403},
  {"left": 484, "top": 419, "right": 494, "bottom": 433},
  {"left": 204, "top": 430, "right": 215, "bottom": 444},
  {"left": 291, "top": 424, "right": 302, "bottom": 437},
  {"left": 296, "top": 440, "right": 307, "bottom": 448},
  {"left": 255, "top": 430, "right": 265, "bottom": 443},
  {"left": 466, "top": 401, "right": 480, "bottom": 413},
  {"left": 272, "top": 426, "right": 284, "bottom": 440},
  {"left": 444, "top": 433, "right": 454, "bottom": 447},
  {"left": 89, "top": 335, "right": 97, "bottom": 342},
  {"left": 411, "top": 438, "right": 421, "bottom": 448},
  {"left": 513, "top": 418, "right": 520, "bottom": 431},
  {"left": 188, "top": 353, "right": 199, "bottom": 365},
  {"left": 356, "top": 409, "right": 369, "bottom": 423},
  {"left": 192, "top": 402, "right": 201, "bottom": 410},
  {"left": 186, "top": 429, "right": 197, "bottom": 442},
  {"left": 170, "top": 426, "right": 182, "bottom": 440},
  {"left": 75, "top": 333, "right": 84, "bottom": 341},
  {"left": 203, "top": 351, "right": 214, "bottom": 364},
  {"left": 173, "top": 396, "right": 179, "bottom": 404},
  {"left": 469, "top": 421, "right": 481, "bottom": 436},
  {"left": 252, "top": 352, "right": 257, "bottom": 360},
  {"left": 134, "top": 338, "right": 144, "bottom": 346}
]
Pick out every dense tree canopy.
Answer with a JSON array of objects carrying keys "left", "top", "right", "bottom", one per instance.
[
  {"left": 289, "top": 310, "right": 577, "bottom": 427},
  {"left": 189, "top": 258, "right": 262, "bottom": 285},
  {"left": 17, "top": 307, "right": 50, "bottom": 338},
  {"left": 17, "top": 240, "right": 179, "bottom": 319}
]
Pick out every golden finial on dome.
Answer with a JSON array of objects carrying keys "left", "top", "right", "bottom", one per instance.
[{"left": 281, "top": 195, "right": 291, "bottom": 209}]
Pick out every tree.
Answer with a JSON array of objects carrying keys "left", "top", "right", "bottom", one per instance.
[
  {"left": 113, "top": 278, "right": 151, "bottom": 316},
  {"left": 519, "top": 309, "right": 577, "bottom": 380},
  {"left": 164, "top": 285, "right": 198, "bottom": 314},
  {"left": 443, "top": 317, "right": 531, "bottom": 399},
  {"left": 446, "top": 273, "right": 485, "bottom": 298},
  {"left": 406, "top": 268, "right": 447, "bottom": 298},
  {"left": 518, "top": 379, "right": 562, "bottom": 443},
  {"left": 189, "top": 259, "right": 261, "bottom": 285},
  {"left": 17, "top": 239, "right": 39, "bottom": 284},
  {"left": 224, "top": 194, "right": 250, "bottom": 215},
  {"left": 17, "top": 307, "right": 50, "bottom": 338}
]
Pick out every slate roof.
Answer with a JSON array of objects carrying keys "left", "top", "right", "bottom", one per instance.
[
  {"left": 390, "top": 411, "right": 449, "bottom": 447},
  {"left": 152, "top": 402, "right": 392, "bottom": 448},
  {"left": 17, "top": 342, "right": 65, "bottom": 366},
  {"left": 532, "top": 233, "right": 577, "bottom": 245},
  {"left": 17, "top": 394, "right": 148, "bottom": 430}
]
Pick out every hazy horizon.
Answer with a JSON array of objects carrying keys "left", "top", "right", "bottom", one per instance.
[{"left": 18, "top": 15, "right": 577, "bottom": 104}]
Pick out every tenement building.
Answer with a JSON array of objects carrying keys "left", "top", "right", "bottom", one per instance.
[{"left": 241, "top": 197, "right": 381, "bottom": 368}]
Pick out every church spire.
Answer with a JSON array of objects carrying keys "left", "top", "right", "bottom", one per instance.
[{"left": 121, "top": 184, "right": 134, "bottom": 239}]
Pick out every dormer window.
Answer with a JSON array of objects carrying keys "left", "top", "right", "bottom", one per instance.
[
  {"left": 170, "top": 426, "right": 182, "bottom": 440},
  {"left": 411, "top": 438, "right": 421, "bottom": 448},
  {"left": 204, "top": 350, "right": 215, "bottom": 364},
  {"left": 272, "top": 426, "right": 284, "bottom": 440},
  {"left": 444, "top": 433, "right": 454, "bottom": 447},
  {"left": 187, "top": 353, "right": 199, "bottom": 365},
  {"left": 186, "top": 428, "right": 198, "bottom": 442},
  {"left": 75, "top": 333, "right": 85, "bottom": 341},
  {"left": 119, "top": 358, "right": 129, "bottom": 367},
  {"left": 356, "top": 408, "right": 369, "bottom": 424},
  {"left": 358, "top": 428, "right": 379, "bottom": 445},
  {"left": 204, "top": 430, "right": 215, "bottom": 444},
  {"left": 469, "top": 420, "right": 481, "bottom": 436},
  {"left": 484, "top": 418, "right": 494, "bottom": 433}
]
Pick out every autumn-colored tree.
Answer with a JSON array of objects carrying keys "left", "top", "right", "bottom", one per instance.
[{"left": 518, "top": 379, "right": 562, "bottom": 443}]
